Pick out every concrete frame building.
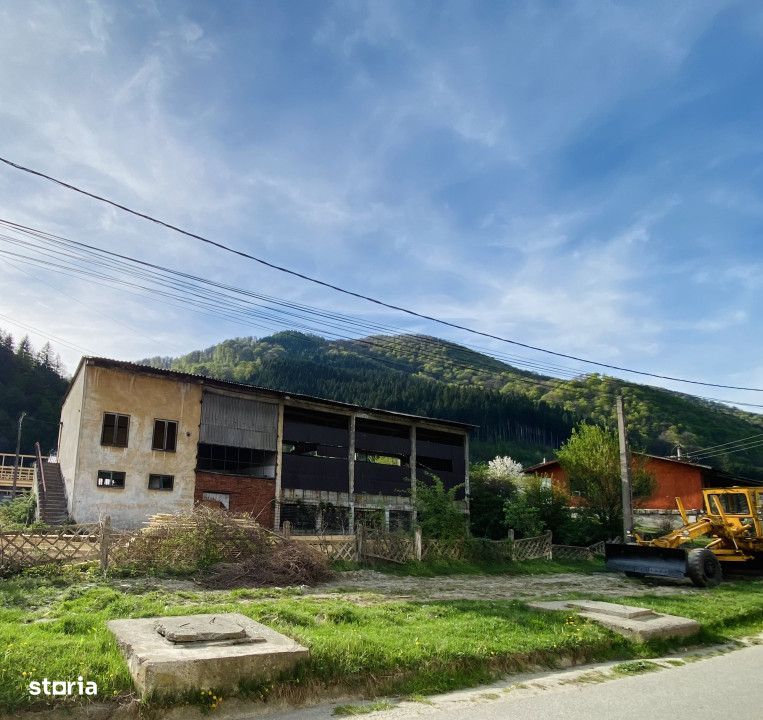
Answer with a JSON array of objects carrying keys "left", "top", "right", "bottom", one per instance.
[{"left": 56, "top": 357, "right": 472, "bottom": 529}]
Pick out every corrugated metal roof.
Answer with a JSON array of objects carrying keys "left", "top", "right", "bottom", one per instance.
[{"left": 64, "top": 356, "right": 475, "bottom": 430}]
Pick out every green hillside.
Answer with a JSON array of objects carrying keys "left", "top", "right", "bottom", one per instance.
[
  {"left": 0, "top": 331, "right": 68, "bottom": 454},
  {"left": 145, "top": 331, "right": 763, "bottom": 479}
]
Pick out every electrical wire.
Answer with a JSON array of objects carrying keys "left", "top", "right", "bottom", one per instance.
[
  {"left": 1, "top": 156, "right": 761, "bottom": 392},
  {"left": 2, "top": 219, "right": 763, "bottom": 415}
]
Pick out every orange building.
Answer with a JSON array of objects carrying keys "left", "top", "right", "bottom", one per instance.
[{"left": 526, "top": 454, "right": 733, "bottom": 514}]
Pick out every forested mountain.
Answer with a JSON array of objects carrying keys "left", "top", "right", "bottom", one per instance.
[
  {"left": 145, "top": 331, "right": 763, "bottom": 478},
  {"left": 1, "top": 325, "right": 759, "bottom": 478},
  {"left": 0, "top": 331, "right": 68, "bottom": 454}
]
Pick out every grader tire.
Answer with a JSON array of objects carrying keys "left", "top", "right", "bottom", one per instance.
[{"left": 687, "top": 548, "right": 722, "bottom": 588}]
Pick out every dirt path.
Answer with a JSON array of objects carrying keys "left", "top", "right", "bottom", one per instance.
[{"left": 310, "top": 570, "right": 699, "bottom": 602}]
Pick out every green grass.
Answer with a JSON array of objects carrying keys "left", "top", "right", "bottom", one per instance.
[
  {"left": 1, "top": 570, "right": 761, "bottom": 715},
  {"left": 333, "top": 700, "right": 396, "bottom": 715}
]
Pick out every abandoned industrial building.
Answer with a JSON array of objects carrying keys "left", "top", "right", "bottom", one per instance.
[{"left": 54, "top": 357, "right": 472, "bottom": 530}]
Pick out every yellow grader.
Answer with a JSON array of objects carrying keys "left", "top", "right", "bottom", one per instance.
[{"left": 605, "top": 487, "right": 763, "bottom": 587}]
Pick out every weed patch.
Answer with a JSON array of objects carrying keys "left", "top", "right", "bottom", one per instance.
[
  {"left": 611, "top": 660, "right": 661, "bottom": 675},
  {"left": 333, "top": 700, "right": 395, "bottom": 716}
]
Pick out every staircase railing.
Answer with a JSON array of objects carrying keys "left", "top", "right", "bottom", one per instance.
[{"left": 34, "top": 441, "right": 47, "bottom": 495}]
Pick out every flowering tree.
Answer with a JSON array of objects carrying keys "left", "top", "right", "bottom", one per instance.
[{"left": 486, "top": 456, "right": 524, "bottom": 482}]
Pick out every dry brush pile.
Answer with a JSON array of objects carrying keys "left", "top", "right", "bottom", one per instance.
[{"left": 110, "top": 506, "right": 334, "bottom": 588}]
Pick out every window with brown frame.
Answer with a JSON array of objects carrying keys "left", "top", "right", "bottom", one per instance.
[
  {"left": 148, "top": 474, "right": 174, "bottom": 491},
  {"left": 152, "top": 419, "right": 178, "bottom": 452},
  {"left": 96, "top": 470, "right": 125, "bottom": 488},
  {"left": 101, "top": 413, "right": 129, "bottom": 447}
]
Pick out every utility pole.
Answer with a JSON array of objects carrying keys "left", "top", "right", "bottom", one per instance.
[
  {"left": 11, "top": 411, "right": 27, "bottom": 500},
  {"left": 615, "top": 396, "right": 634, "bottom": 543}
]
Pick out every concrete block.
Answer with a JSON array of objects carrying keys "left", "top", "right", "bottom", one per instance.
[
  {"left": 579, "top": 610, "right": 700, "bottom": 642},
  {"left": 108, "top": 613, "right": 309, "bottom": 697},
  {"left": 566, "top": 600, "right": 656, "bottom": 620},
  {"left": 528, "top": 600, "right": 700, "bottom": 642}
]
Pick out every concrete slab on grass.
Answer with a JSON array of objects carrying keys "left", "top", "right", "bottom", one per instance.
[
  {"left": 108, "top": 613, "right": 308, "bottom": 697},
  {"left": 528, "top": 600, "right": 700, "bottom": 642}
]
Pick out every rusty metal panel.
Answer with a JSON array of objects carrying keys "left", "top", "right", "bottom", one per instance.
[{"left": 200, "top": 392, "right": 278, "bottom": 450}]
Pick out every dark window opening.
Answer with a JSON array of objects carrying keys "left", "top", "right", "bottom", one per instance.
[
  {"left": 355, "top": 508, "right": 385, "bottom": 530},
  {"left": 284, "top": 407, "right": 349, "bottom": 429},
  {"left": 321, "top": 504, "right": 350, "bottom": 534},
  {"left": 389, "top": 510, "right": 412, "bottom": 533},
  {"left": 356, "top": 418, "right": 409, "bottom": 438},
  {"left": 280, "top": 502, "right": 319, "bottom": 533},
  {"left": 283, "top": 441, "right": 347, "bottom": 460},
  {"left": 97, "top": 470, "right": 125, "bottom": 488},
  {"left": 197, "top": 443, "right": 276, "bottom": 477},
  {"left": 355, "top": 452, "right": 404, "bottom": 466},
  {"left": 101, "top": 413, "right": 129, "bottom": 447},
  {"left": 417, "top": 456, "right": 454, "bottom": 474},
  {"left": 148, "top": 474, "right": 174, "bottom": 491},
  {"left": 416, "top": 428, "right": 464, "bottom": 446},
  {"left": 152, "top": 419, "right": 178, "bottom": 452}
]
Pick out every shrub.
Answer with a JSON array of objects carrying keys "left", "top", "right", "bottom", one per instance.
[
  {"left": 0, "top": 494, "right": 36, "bottom": 529},
  {"left": 415, "top": 478, "right": 467, "bottom": 540}
]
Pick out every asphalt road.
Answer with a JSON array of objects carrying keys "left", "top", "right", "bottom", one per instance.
[
  {"left": 260, "top": 642, "right": 763, "bottom": 720},
  {"left": 407, "top": 644, "right": 763, "bottom": 720}
]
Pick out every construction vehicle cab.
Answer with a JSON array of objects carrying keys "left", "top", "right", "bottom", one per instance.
[{"left": 606, "top": 487, "right": 763, "bottom": 587}]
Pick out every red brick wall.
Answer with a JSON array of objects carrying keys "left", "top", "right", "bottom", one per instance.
[
  {"left": 194, "top": 471, "right": 275, "bottom": 529},
  {"left": 536, "top": 457, "right": 705, "bottom": 512}
]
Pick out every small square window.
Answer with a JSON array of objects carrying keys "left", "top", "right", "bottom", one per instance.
[
  {"left": 148, "top": 474, "right": 174, "bottom": 491},
  {"left": 101, "top": 413, "right": 129, "bottom": 447},
  {"left": 152, "top": 419, "right": 178, "bottom": 452},
  {"left": 97, "top": 470, "right": 125, "bottom": 488}
]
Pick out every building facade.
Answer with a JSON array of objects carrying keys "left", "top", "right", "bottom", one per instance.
[
  {"left": 57, "top": 358, "right": 472, "bottom": 529},
  {"left": 526, "top": 454, "right": 744, "bottom": 527}
]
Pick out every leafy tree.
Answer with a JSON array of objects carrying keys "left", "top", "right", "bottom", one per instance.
[
  {"left": 415, "top": 478, "right": 467, "bottom": 540},
  {"left": 556, "top": 422, "right": 655, "bottom": 538},
  {"left": 469, "top": 462, "right": 517, "bottom": 539},
  {"left": 504, "top": 477, "right": 571, "bottom": 539}
]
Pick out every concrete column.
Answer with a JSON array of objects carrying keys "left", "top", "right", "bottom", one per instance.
[
  {"left": 348, "top": 413, "right": 356, "bottom": 534},
  {"left": 273, "top": 400, "right": 285, "bottom": 531},
  {"left": 384, "top": 507, "right": 390, "bottom": 532},
  {"left": 410, "top": 425, "right": 417, "bottom": 526}
]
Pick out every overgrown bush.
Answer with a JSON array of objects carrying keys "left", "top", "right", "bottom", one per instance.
[
  {"left": 468, "top": 462, "right": 517, "bottom": 539},
  {"left": 110, "top": 507, "right": 333, "bottom": 587},
  {"left": 503, "top": 478, "right": 610, "bottom": 545},
  {"left": 0, "top": 494, "right": 37, "bottom": 529},
  {"left": 415, "top": 478, "right": 467, "bottom": 540}
]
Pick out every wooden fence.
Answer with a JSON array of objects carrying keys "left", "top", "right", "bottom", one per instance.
[
  {"left": 0, "top": 523, "right": 102, "bottom": 570},
  {"left": 291, "top": 525, "right": 554, "bottom": 565},
  {"left": 551, "top": 540, "right": 606, "bottom": 562}
]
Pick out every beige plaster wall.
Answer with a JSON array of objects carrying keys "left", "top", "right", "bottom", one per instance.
[
  {"left": 58, "top": 363, "right": 86, "bottom": 515},
  {"left": 71, "top": 364, "right": 202, "bottom": 528}
]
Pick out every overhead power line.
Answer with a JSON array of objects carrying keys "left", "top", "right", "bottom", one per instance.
[
  {"left": 1, "top": 156, "right": 761, "bottom": 393},
  {"left": 691, "top": 437, "right": 763, "bottom": 462},
  {"left": 689, "top": 432, "right": 763, "bottom": 457},
  {"left": 2, "top": 218, "right": 763, "bottom": 414}
]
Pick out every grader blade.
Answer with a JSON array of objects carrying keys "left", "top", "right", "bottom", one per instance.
[{"left": 605, "top": 543, "right": 688, "bottom": 579}]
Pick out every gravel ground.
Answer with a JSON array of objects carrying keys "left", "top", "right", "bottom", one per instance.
[{"left": 309, "top": 570, "right": 699, "bottom": 602}]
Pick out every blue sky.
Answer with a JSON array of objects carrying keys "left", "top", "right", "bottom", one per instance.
[{"left": 1, "top": 1, "right": 762, "bottom": 408}]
